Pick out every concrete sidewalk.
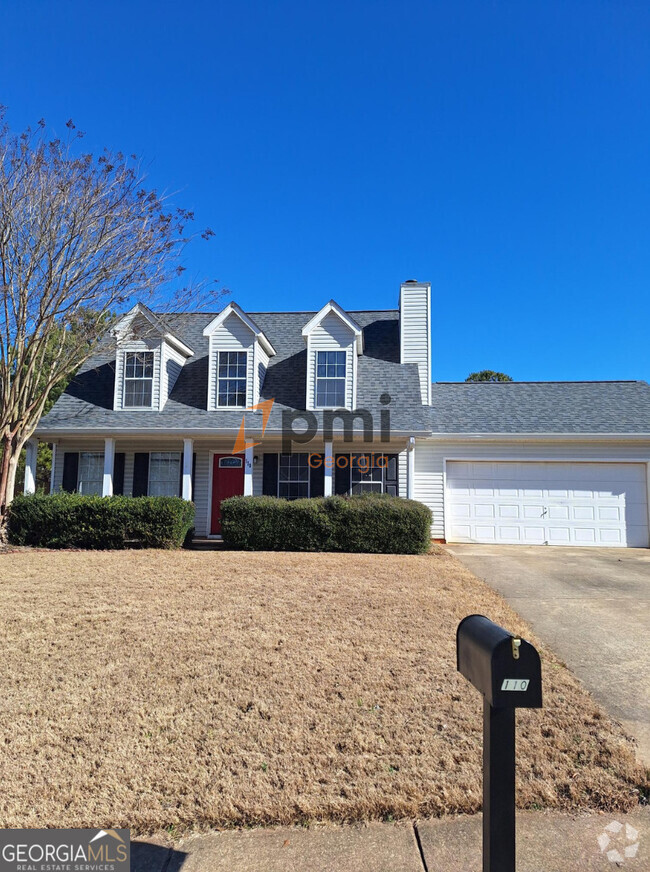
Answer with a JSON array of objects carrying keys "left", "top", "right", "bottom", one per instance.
[{"left": 132, "top": 808, "right": 649, "bottom": 871}]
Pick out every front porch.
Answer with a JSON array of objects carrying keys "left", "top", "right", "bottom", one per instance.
[{"left": 26, "top": 436, "right": 414, "bottom": 538}]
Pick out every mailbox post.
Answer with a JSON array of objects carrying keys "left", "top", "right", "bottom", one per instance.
[{"left": 457, "top": 615, "right": 542, "bottom": 872}]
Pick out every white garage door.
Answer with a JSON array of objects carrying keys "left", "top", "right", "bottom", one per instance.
[{"left": 446, "top": 461, "right": 649, "bottom": 547}]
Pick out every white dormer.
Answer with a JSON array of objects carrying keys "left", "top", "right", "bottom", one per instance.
[
  {"left": 113, "top": 304, "right": 194, "bottom": 412},
  {"left": 203, "top": 303, "right": 276, "bottom": 411},
  {"left": 302, "top": 301, "right": 363, "bottom": 411}
]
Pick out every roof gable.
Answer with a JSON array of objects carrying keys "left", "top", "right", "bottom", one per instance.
[
  {"left": 302, "top": 300, "right": 364, "bottom": 354},
  {"left": 113, "top": 303, "right": 194, "bottom": 358},
  {"left": 203, "top": 302, "right": 276, "bottom": 356}
]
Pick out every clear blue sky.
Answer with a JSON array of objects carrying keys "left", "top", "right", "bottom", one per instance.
[{"left": 1, "top": 1, "right": 649, "bottom": 382}]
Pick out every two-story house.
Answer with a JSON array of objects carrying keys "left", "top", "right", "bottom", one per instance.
[{"left": 32, "top": 280, "right": 650, "bottom": 547}]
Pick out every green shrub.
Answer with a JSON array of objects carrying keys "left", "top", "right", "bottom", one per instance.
[
  {"left": 7, "top": 493, "right": 194, "bottom": 550},
  {"left": 220, "top": 493, "right": 431, "bottom": 554}
]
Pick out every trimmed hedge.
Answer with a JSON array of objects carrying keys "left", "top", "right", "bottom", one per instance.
[
  {"left": 7, "top": 493, "right": 194, "bottom": 550},
  {"left": 220, "top": 493, "right": 432, "bottom": 554}
]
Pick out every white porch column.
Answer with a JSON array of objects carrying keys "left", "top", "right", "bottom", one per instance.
[
  {"left": 24, "top": 438, "right": 38, "bottom": 494},
  {"left": 407, "top": 437, "right": 415, "bottom": 499},
  {"left": 102, "top": 438, "right": 115, "bottom": 497},
  {"left": 244, "top": 445, "right": 254, "bottom": 496},
  {"left": 49, "top": 443, "right": 57, "bottom": 493},
  {"left": 182, "top": 438, "right": 194, "bottom": 501},
  {"left": 324, "top": 441, "right": 333, "bottom": 497}
]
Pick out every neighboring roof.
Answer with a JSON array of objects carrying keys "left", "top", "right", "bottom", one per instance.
[
  {"left": 301, "top": 300, "right": 364, "bottom": 354},
  {"left": 38, "top": 309, "right": 430, "bottom": 436},
  {"left": 428, "top": 381, "right": 650, "bottom": 435},
  {"left": 114, "top": 303, "right": 194, "bottom": 358},
  {"left": 202, "top": 302, "right": 276, "bottom": 356}
]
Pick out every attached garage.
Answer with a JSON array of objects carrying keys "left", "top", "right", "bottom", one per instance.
[{"left": 445, "top": 461, "right": 649, "bottom": 548}]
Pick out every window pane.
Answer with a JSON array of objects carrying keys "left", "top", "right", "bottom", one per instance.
[
  {"left": 125, "top": 351, "right": 153, "bottom": 378},
  {"left": 316, "top": 378, "right": 345, "bottom": 407},
  {"left": 124, "top": 380, "right": 153, "bottom": 407},
  {"left": 78, "top": 451, "right": 104, "bottom": 495},
  {"left": 149, "top": 451, "right": 181, "bottom": 497},
  {"left": 278, "top": 454, "right": 309, "bottom": 498},
  {"left": 124, "top": 351, "right": 154, "bottom": 407},
  {"left": 351, "top": 482, "right": 382, "bottom": 494},
  {"left": 351, "top": 454, "right": 386, "bottom": 489},
  {"left": 279, "top": 482, "right": 309, "bottom": 499}
]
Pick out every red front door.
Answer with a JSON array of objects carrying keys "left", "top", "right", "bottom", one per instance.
[{"left": 211, "top": 454, "right": 245, "bottom": 534}]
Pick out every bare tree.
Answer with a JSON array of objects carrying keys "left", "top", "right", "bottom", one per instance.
[{"left": 0, "top": 113, "right": 217, "bottom": 531}]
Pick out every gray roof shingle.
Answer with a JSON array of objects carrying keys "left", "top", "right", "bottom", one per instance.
[
  {"left": 428, "top": 381, "right": 650, "bottom": 434},
  {"left": 38, "top": 310, "right": 431, "bottom": 435},
  {"left": 37, "top": 309, "right": 650, "bottom": 438}
]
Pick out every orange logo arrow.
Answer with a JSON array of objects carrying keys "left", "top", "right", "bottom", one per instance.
[{"left": 232, "top": 398, "right": 275, "bottom": 454}]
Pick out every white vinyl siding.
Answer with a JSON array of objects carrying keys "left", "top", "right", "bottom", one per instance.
[
  {"left": 413, "top": 439, "right": 650, "bottom": 544},
  {"left": 306, "top": 311, "right": 355, "bottom": 410},
  {"left": 162, "top": 343, "right": 186, "bottom": 404},
  {"left": 207, "top": 313, "right": 255, "bottom": 411},
  {"left": 254, "top": 343, "right": 270, "bottom": 404},
  {"left": 399, "top": 283, "right": 431, "bottom": 405}
]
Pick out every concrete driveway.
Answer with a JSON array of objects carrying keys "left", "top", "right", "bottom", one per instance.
[{"left": 446, "top": 545, "right": 650, "bottom": 767}]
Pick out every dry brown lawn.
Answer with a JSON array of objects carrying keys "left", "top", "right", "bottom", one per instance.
[{"left": 0, "top": 548, "right": 647, "bottom": 836}]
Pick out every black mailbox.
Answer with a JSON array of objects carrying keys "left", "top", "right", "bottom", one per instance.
[
  {"left": 457, "top": 614, "right": 542, "bottom": 709},
  {"left": 456, "top": 614, "right": 543, "bottom": 872}
]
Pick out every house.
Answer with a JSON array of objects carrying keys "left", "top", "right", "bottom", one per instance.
[{"left": 32, "top": 281, "right": 650, "bottom": 547}]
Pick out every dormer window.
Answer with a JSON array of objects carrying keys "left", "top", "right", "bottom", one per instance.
[
  {"left": 217, "top": 351, "right": 248, "bottom": 407},
  {"left": 315, "top": 351, "right": 346, "bottom": 408},
  {"left": 124, "top": 351, "right": 154, "bottom": 408},
  {"left": 203, "top": 303, "right": 276, "bottom": 412},
  {"left": 112, "top": 304, "right": 194, "bottom": 412},
  {"left": 302, "top": 301, "right": 363, "bottom": 412}
]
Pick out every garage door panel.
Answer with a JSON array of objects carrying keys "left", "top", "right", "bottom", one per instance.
[{"left": 446, "top": 461, "right": 648, "bottom": 548}]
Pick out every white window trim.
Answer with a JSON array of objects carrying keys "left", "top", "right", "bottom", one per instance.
[
  {"left": 314, "top": 349, "right": 348, "bottom": 410},
  {"left": 122, "top": 349, "right": 155, "bottom": 410},
  {"left": 215, "top": 349, "right": 249, "bottom": 410},
  {"left": 278, "top": 453, "right": 311, "bottom": 499}
]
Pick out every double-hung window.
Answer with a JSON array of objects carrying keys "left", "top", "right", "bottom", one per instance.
[
  {"left": 217, "top": 351, "right": 247, "bottom": 407},
  {"left": 315, "top": 350, "right": 346, "bottom": 408},
  {"left": 278, "top": 453, "right": 309, "bottom": 499},
  {"left": 124, "top": 351, "right": 154, "bottom": 408},
  {"left": 78, "top": 451, "right": 104, "bottom": 495},
  {"left": 351, "top": 454, "right": 387, "bottom": 494},
  {"left": 148, "top": 451, "right": 181, "bottom": 497}
]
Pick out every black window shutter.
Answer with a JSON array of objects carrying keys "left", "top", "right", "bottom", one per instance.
[
  {"left": 334, "top": 454, "right": 350, "bottom": 495},
  {"left": 262, "top": 453, "right": 278, "bottom": 496},
  {"left": 178, "top": 455, "right": 184, "bottom": 497},
  {"left": 61, "top": 452, "right": 79, "bottom": 493},
  {"left": 132, "top": 452, "right": 150, "bottom": 497},
  {"left": 384, "top": 453, "right": 399, "bottom": 497},
  {"left": 309, "top": 454, "right": 325, "bottom": 497},
  {"left": 191, "top": 453, "right": 196, "bottom": 500},
  {"left": 113, "top": 453, "right": 125, "bottom": 496}
]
